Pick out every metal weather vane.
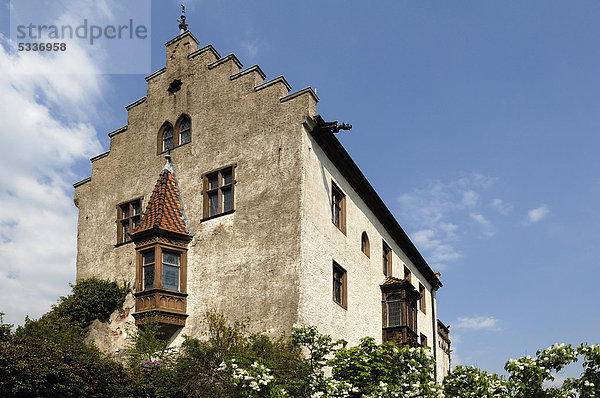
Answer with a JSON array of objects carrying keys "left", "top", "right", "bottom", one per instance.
[{"left": 178, "top": 4, "right": 188, "bottom": 34}]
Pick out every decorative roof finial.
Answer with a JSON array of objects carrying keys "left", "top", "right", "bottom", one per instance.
[
  {"left": 164, "top": 151, "right": 174, "bottom": 173},
  {"left": 178, "top": 4, "right": 188, "bottom": 34}
]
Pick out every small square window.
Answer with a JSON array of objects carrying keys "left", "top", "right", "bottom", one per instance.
[
  {"left": 331, "top": 183, "right": 346, "bottom": 234},
  {"left": 333, "top": 261, "right": 347, "bottom": 309}
]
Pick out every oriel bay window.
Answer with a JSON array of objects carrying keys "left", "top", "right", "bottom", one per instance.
[
  {"left": 381, "top": 277, "right": 420, "bottom": 346},
  {"left": 138, "top": 245, "right": 185, "bottom": 292},
  {"left": 203, "top": 165, "right": 235, "bottom": 218}
]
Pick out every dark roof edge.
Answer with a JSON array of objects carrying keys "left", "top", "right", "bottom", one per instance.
[
  {"left": 230, "top": 65, "right": 266, "bottom": 81},
  {"left": 108, "top": 125, "right": 128, "bottom": 138},
  {"left": 73, "top": 176, "right": 91, "bottom": 188},
  {"left": 281, "top": 87, "right": 319, "bottom": 103},
  {"left": 305, "top": 116, "right": 442, "bottom": 289},
  {"left": 125, "top": 97, "right": 147, "bottom": 111},
  {"left": 90, "top": 151, "right": 109, "bottom": 162},
  {"left": 189, "top": 44, "right": 221, "bottom": 60},
  {"left": 145, "top": 67, "right": 166, "bottom": 82},
  {"left": 164, "top": 31, "right": 199, "bottom": 47}
]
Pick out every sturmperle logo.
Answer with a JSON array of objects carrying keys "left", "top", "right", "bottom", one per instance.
[{"left": 10, "top": 0, "right": 151, "bottom": 74}]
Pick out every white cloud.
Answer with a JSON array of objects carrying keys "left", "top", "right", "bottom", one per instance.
[
  {"left": 470, "top": 213, "right": 494, "bottom": 237},
  {"left": 454, "top": 316, "right": 500, "bottom": 331},
  {"left": 528, "top": 204, "right": 550, "bottom": 223},
  {"left": 397, "top": 174, "right": 497, "bottom": 269},
  {"left": 461, "top": 190, "right": 479, "bottom": 207},
  {"left": 0, "top": 31, "right": 103, "bottom": 325},
  {"left": 490, "top": 198, "right": 513, "bottom": 215},
  {"left": 240, "top": 40, "right": 260, "bottom": 58}
]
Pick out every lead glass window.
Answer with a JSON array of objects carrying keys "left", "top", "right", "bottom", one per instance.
[
  {"left": 162, "top": 251, "right": 180, "bottom": 291},
  {"left": 143, "top": 251, "right": 155, "bottom": 290}
]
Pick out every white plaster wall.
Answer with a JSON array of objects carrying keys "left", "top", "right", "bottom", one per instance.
[{"left": 298, "top": 126, "right": 440, "bottom": 356}]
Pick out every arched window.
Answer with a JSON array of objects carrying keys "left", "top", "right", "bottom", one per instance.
[
  {"left": 162, "top": 123, "right": 174, "bottom": 152},
  {"left": 361, "top": 232, "right": 370, "bottom": 258},
  {"left": 178, "top": 115, "right": 191, "bottom": 145}
]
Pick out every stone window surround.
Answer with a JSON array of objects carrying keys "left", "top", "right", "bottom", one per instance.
[
  {"left": 332, "top": 261, "right": 347, "bottom": 309},
  {"left": 331, "top": 182, "right": 346, "bottom": 234},
  {"left": 201, "top": 164, "right": 236, "bottom": 221},
  {"left": 156, "top": 114, "right": 192, "bottom": 155},
  {"left": 382, "top": 241, "right": 392, "bottom": 276},
  {"left": 116, "top": 197, "right": 142, "bottom": 245}
]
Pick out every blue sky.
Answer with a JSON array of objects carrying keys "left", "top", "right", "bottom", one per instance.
[{"left": 1, "top": 0, "right": 599, "bottom": 377}]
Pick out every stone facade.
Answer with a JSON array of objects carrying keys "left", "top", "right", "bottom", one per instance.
[{"left": 73, "top": 30, "right": 450, "bottom": 380}]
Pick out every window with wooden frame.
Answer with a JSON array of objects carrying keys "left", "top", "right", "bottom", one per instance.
[
  {"left": 161, "top": 122, "right": 174, "bottom": 152},
  {"left": 331, "top": 183, "right": 346, "bottom": 234},
  {"left": 176, "top": 114, "right": 191, "bottom": 145},
  {"left": 386, "top": 295, "right": 403, "bottom": 327},
  {"left": 361, "top": 232, "right": 370, "bottom": 258},
  {"left": 382, "top": 241, "right": 392, "bottom": 276},
  {"left": 418, "top": 283, "right": 426, "bottom": 314},
  {"left": 117, "top": 198, "right": 142, "bottom": 244},
  {"left": 420, "top": 333, "right": 428, "bottom": 347},
  {"left": 332, "top": 261, "right": 347, "bottom": 309},
  {"left": 404, "top": 265, "right": 412, "bottom": 282},
  {"left": 137, "top": 244, "right": 186, "bottom": 293},
  {"left": 203, "top": 165, "right": 235, "bottom": 219}
]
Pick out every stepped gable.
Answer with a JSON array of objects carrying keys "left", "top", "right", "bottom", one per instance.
[{"left": 130, "top": 165, "right": 192, "bottom": 240}]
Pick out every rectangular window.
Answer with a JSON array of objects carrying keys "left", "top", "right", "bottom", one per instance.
[
  {"left": 404, "top": 265, "right": 411, "bottom": 282},
  {"left": 162, "top": 251, "right": 180, "bottom": 291},
  {"left": 118, "top": 198, "right": 142, "bottom": 244},
  {"left": 332, "top": 262, "right": 347, "bottom": 309},
  {"left": 382, "top": 242, "right": 392, "bottom": 276},
  {"left": 419, "top": 283, "right": 426, "bottom": 314},
  {"left": 387, "top": 300, "right": 402, "bottom": 327},
  {"left": 143, "top": 251, "right": 155, "bottom": 290},
  {"left": 420, "top": 333, "right": 428, "bottom": 347},
  {"left": 331, "top": 183, "right": 346, "bottom": 234},
  {"left": 203, "top": 166, "right": 234, "bottom": 218}
]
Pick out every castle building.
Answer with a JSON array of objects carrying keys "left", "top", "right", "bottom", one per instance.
[{"left": 73, "top": 21, "right": 451, "bottom": 379}]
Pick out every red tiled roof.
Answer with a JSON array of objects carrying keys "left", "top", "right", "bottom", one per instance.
[
  {"left": 382, "top": 276, "right": 405, "bottom": 285},
  {"left": 131, "top": 169, "right": 192, "bottom": 239}
]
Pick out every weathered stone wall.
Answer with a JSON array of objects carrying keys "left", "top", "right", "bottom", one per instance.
[{"left": 76, "top": 32, "right": 318, "bottom": 348}]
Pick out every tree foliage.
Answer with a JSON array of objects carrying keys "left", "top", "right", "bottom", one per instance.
[{"left": 1, "top": 279, "right": 600, "bottom": 398}]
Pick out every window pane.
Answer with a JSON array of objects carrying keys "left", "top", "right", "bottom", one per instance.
[
  {"left": 163, "top": 137, "right": 173, "bottom": 151},
  {"left": 144, "top": 265, "right": 154, "bottom": 290},
  {"left": 143, "top": 251, "right": 155, "bottom": 265},
  {"left": 121, "top": 205, "right": 129, "bottom": 219},
  {"left": 164, "top": 126, "right": 173, "bottom": 139},
  {"left": 162, "top": 264, "right": 179, "bottom": 291},
  {"left": 208, "top": 174, "right": 219, "bottom": 190},
  {"left": 223, "top": 187, "right": 232, "bottom": 212},
  {"left": 209, "top": 192, "right": 218, "bottom": 216},
  {"left": 132, "top": 200, "right": 141, "bottom": 215},
  {"left": 123, "top": 222, "right": 130, "bottom": 242},
  {"left": 132, "top": 217, "right": 140, "bottom": 229},
  {"left": 222, "top": 169, "right": 232, "bottom": 185},
  {"left": 180, "top": 130, "right": 191, "bottom": 144},
  {"left": 388, "top": 301, "right": 402, "bottom": 327},
  {"left": 162, "top": 252, "right": 179, "bottom": 265}
]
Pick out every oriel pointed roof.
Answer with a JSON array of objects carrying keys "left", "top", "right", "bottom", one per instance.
[{"left": 130, "top": 162, "right": 192, "bottom": 240}]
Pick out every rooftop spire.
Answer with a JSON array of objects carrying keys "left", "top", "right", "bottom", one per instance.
[{"left": 178, "top": 4, "right": 188, "bottom": 34}]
